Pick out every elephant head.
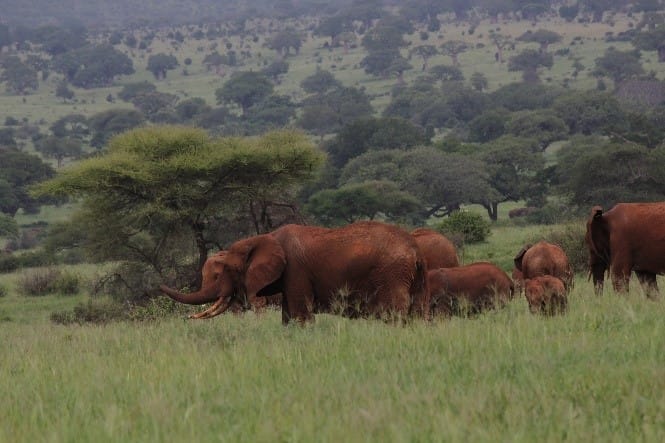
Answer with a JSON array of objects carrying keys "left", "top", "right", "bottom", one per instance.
[
  {"left": 160, "top": 234, "right": 286, "bottom": 318},
  {"left": 585, "top": 206, "right": 610, "bottom": 290},
  {"left": 513, "top": 244, "right": 532, "bottom": 272}
]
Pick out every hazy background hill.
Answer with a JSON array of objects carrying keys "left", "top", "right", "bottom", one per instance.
[{"left": 0, "top": 0, "right": 356, "bottom": 27}]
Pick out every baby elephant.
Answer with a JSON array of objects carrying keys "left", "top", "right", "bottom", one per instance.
[
  {"left": 524, "top": 276, "right": 567, "bottom": 315},
  {"left": 428, "top": 262, "right": 514, "bottom": 317}
]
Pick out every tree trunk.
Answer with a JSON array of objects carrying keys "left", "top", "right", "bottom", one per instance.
[
  {"left": 192, "top": 221, "right": 208, "bottom": 289},
  {"left": 484, "top": 202, "right": 499, "bottom": 222}
]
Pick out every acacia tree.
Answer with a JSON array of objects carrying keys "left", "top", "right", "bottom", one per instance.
[
  {"left": 215, "top": 71, "right": 274, "bottom": 115},
  {"left": 33, "top": 127, "right": 323, "bottom": 294}
]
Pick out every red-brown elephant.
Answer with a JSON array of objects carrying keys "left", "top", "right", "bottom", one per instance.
[
  {"left": 160, "top": 221, "right": 430, "bottom": 324},
  {"left": 411, "top": 228, "right": 459, "bottom": 269},
  {"left": 514, "top": 241, "right": 573, "bottom": 292},
  {"left": 428, "top": 262, "right": 514, "bottom": 317},
  {"left": 586, "top": 202, "right": 665, "bottom": 297},
  {"left": 173, "top": 250, "right": 282, "bottom": 318},
  {"left": 524, "top": 275, "right": 567, "bottom": 315}
]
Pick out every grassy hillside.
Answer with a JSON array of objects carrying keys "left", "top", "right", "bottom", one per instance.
[{"left": 0, "top": 13, "right": 654, "bottom": 130}]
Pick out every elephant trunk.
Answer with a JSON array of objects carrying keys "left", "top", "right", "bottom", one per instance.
[{"left": 159, "top": 282, "right": 220, "bottom": 305}]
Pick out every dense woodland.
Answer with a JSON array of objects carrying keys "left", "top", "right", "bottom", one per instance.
[{"left": 2, "top": 0, "right": 665, "bottom": 297}]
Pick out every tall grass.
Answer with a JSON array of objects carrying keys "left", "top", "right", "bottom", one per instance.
[{"left": 1, "top": 278, "right": 663, "bottom": 442}]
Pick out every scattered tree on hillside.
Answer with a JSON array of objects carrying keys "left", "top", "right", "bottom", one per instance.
[
  {"left": 146, "top": 53, "right": 179, "bottom": 80},
  {"left": 215, "top": 71, "right": 274, "bottom": 115},
  {"left": 266, "top": 28, "right": 303, "bottom": 56},
  {"left": 470, "top": 72, "right": 489, "bottom": 91},
  {"left": 35, "top": 136, "right": 83, "bottom": 167},
  {"left": 410, "top": 44, "right": 438, "bottom": 71},
  {"left": 517, "top": 29, "right": 562, "bottom": 52},
  {"left": 50, "top": 114, "right": 89, "bottom": 139},
  {"left": 52, "top": 44, "right": 134, "bottom": 88},
  {"left": 300, "top": 69, "right": 341, "bottom": 94},
  {"left": 0, "top": 56, "right": 38, "bottom": 94},
  {"left": 508, "top": 48, "right": 553, "bottom": 83},
  {"left": 476, "top": 135, "right": 546, "bottom": 221},
  {"left": 556, "top": 136, "right": 665, "bottom": 208},
  {"left": 440, "top": 40, "right": 468, "bottom": 67},
  {"left": 306, "top": 180, "right": 422, "bottom": 225},
  {"left": 489, "top": 31, "right": 513, "bottom": 63},
  {"left": 118, "top": 82, "right": 157, "bottom": 102},
  {"left": 0, "top": 147, "right": 54, "bottom": 217},
  {"left": 593, "top": 48, "right": 644, "bottom": 84},
  {"left": 88, "top": 109, "right": 145, "bottom": 149},
  {"left": 632, "top": 26, "right": 665, "bottom": 62},
  {"left": 55, "top": 81, "right": 75, "bottom": 102}
]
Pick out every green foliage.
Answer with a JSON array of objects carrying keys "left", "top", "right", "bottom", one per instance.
[
  {"left": 87, "top": 109, "right": 145, "bottom": 148},
  {"left": 215, "top": 71, "right": 273, "bottom": 114},
  {"left": 0, "top": 56, "right": 38, "bottom": 94},
  {"left": 508, "top": 48, "right": 554, "bottom": 83},
  {"left": 306, "top": 180, "right": 422, "bottom": 225},
  {"left": 506, "top": 110, "right": 568, "bottom": 149},
  {"left": 435, "top": 210, "right": 491, "bottom": 244},
  {"left": 555, "top": 137, "right": 665, "bottom": 208},
  {"left": 0, "top": 283, "right": 7, "bottom": 297},
  {"left": 517, "top": 29, "right": 563, "bottom": 51},
  {"left": 55, "top": 81, "right": 74, "bottom": 102},
  {"left": 552, "top": 90, "right": 626, "bottom": 135},
  {"left": 118, "top": 81, "right": 157, "bottom": 102},
  {"left": 35, "top": 136, "right": 83, "bottom": 167},
  {"left": 490, "top": 82, "right": 562, "bottom": 112},
  {"left": 0, "top": 213, "right": 18, "bottom": 237},
  {"left": 0, "top": 147, "right": 55, "bottom": 217},
  {"left": 146, "top": 53, "right": 179, "bottom": 79},
  {"left": 52, "top": 44, "right": 134, "bottom": 88},
  {"left": 324, "top": 117, "right": 427, "bottom": 168},
  {"left": 262, "top": 60, "right": 289, "bottom": 81},
  {"left": 51, "top": 299, "right": 126, "bottom": 325},
  {"left": 32, "top": 126, "right": 323, "bottom": 297},
  {"left": 593, "top": 47, "right": 645, "bottom": 84},
  {"left": 16, "top": 267, "right": 80, "bottom": 296},
  {"left": 266, "top": 28, "right": 303, "bottom": 56},
  {"left": 300, "top": 70, "right": 341, "bottom": 94}
]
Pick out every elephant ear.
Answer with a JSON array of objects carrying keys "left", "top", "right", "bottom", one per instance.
[
  {"left": 513, "top": 244, "right": 531, "bottom": 271},
  {"left": 244, "top": 234, "right": 286, "bottom": 295}
]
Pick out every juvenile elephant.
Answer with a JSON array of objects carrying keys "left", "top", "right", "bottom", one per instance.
[
  {"left": 524, "top": 275, "right": 567, "bottom": 315},
  {"left": 411, "top": 228, "right": 459, "bottom": 269},
  {"left": 160, "top": 221, "right": 430, "bottom": 324},
  {"left": 514, "top": 241, "right": 573, "bottom": 292},
  {"left": 173, "top": 250, "right": 282, "bottom": 318},
  {"left": 586, "top": 203, "right": 665, "bottom": 297},
  {"left": 428, "top": 262, "right": 514, "bottom": 317}
]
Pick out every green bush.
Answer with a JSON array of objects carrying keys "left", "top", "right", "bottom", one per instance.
[
  {"left": 16, "top": 267, "right": 81, "bottom": 296},
  {"left": 541, "top": 222, "right": 588, "bottom": 274},
  {"left": 0, "top": 284, "right": 8, "bottom": 297},
  {"left": 51, "top": 300, "right": 126, "bottom": 325},
  {"left": 525, "top": 202, "right": 581, "bottom": 225},
  {"left": 0, "top": 255, "right": 18, "bottom": 273},
  {"left": 435, "top": 211, "right": 491, "bottom": 244}
]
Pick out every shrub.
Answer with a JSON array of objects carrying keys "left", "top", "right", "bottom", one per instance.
[
  {"left": 0, "top": 255, "right": 18, "bottom": 273},
  {"left": 525, "top": 202, "right": 581, "bottom": 225},
  {"left": 0, "top": 284, "right": 8, "bottom": 297},
  {"left": 542, "top": 223, "right": 588, "bottom": 274},
  {"left": 16, "top": 267, "right": 80, "bottom": 296},
  {"left": 435, "top": 211, "right": 491, "bottom": 244},
  {"left": 51, "top": 300, "right": 126, "bottom": 325}
]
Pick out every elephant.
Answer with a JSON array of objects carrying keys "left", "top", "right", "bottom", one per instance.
[
  {"left": 524, "top": 275, "right": 567, "bottom": 315},
  {"left": 586, "top": 202, "right": 665, "bottom": 297},
  {"left": 160, "top": 221, "right": 430, "bottom": 324},
  {"left": 512, "top": 267, "right": 524, "bottom": 296},
  {"left": 428, "top": 262, "right": 514, "bottom": 317},
  {"left": 411, "top": 228, "right": 459, "bottom": 269},
  {"left": 514, "top": 241, "right": 573, "bottom": 292},
  {"left": 170, "top": 250, "right": 282, "bottom": 319}
]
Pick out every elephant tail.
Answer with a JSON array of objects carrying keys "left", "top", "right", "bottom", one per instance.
[{"left": 409, "top": 257, "right": 430, "bottom": 320}]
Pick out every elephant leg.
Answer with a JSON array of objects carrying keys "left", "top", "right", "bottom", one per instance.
[
  {"left": 635, "top": 271, "right": 659, "bottom": 299},
  {"left": 281, "top": 277, "right": 315, "bottom": 325},
  {"left": 373, "top": 286, "right": 411, "bottom": 322},
  {"left": 610, "top": 261, "right": 631, "bottom": 293}
]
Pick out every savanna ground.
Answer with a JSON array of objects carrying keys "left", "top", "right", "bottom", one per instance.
[
  {"left": 1, "top": 216, "right": 664, "bottom": 442},
  {"left": 1, "top": 12, "right": 665, "bottom": 442}
]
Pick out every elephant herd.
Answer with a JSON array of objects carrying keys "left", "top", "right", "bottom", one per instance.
[{"left": 160, "top": 202, "right": 665, "bottom": 325}]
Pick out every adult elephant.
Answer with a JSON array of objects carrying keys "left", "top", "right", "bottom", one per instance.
[
  {"left": 428, "top": 262, "right": 514, "bottom": 317},
  {"left": 160, "top": 221, "right": 430, "bottom": 324},
  {"left": 169, "top": 250, "right": 282, "bottom": 319},
  {"left": 411, "top": 228, "right": 459, "bottom": 269},
  {"left": 514, "top": 241, "right": 573, "bottom": 292},
  {"left": 586, "top": 203, "right": 665, "bottom": 297}
]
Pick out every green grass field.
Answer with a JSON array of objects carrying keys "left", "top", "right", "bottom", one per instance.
[{"left": 1, "top": 277, "right": 663, "bottom": 442}]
